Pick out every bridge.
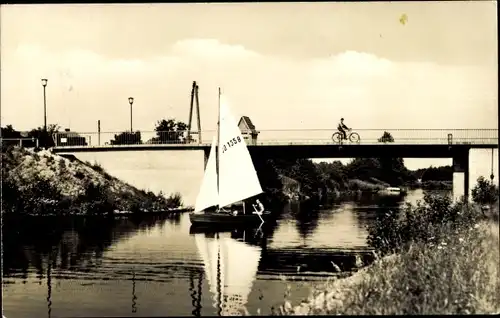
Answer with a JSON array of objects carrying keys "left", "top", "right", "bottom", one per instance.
[
  {"left": 52, "top": 128, "right": 497, "bottom": 151},
  {"left": 52, "top": 128, "right": 497, "bottom": 201}
]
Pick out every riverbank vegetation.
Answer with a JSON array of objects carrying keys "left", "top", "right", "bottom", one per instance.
[
  {"left": 1, "top": 146, "right": 184, "bottom": 216},
  {"left": 258, "top": 157, "right": 452, "bottom": 203},
  {"left": 274, "top": 177, "right": 499, "bottom": 315},
  {"left": 255, "top": 132, "right": 453, "bottom": 202}
]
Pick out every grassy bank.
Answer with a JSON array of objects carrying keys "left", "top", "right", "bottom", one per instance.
[
  {"left": 1, "top": 146, "right": 186, "bottom": 216},
  {"left": 273, "top": 185, "right": 499, "bottom": 315}
]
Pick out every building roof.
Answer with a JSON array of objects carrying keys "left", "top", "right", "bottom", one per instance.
[{"left": 238, "top": 116, "right": 258, "bottom": 133}]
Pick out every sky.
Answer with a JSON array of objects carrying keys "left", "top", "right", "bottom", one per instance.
[{"left": 0, "top": 2, "right": 498, "bottom": 169}]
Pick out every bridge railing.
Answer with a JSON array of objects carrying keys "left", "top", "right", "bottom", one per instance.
[
  {"left": 1, "top": 137, "right": 40, "bottom": 148},
  {"left": 52, "top": 129, "right": 498, "bottom": 148}
]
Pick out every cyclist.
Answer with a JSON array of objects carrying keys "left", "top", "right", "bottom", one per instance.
[{"left": 337, "top": 118, "right": 350, "bottom": 140}]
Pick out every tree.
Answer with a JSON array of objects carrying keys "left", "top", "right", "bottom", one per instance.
[
  {"left": 1, "top": 124, "right": 62, "bottom": 149},
  {"left": 110, "top": 131, "right": 142, "bottom": 145},
  {"left": 28, "top": 124, "right": 61, "bottom": 148},
  {"left": 471, "top": 176, "right": 499, "bottom": 206},
  {"left": 378, "top": 131, "right": 395, "bottom": 143},
  {"left": 375, "top": 131, "right": 413, "bottom": 185},
  {"left": 418, "top": 165, "right": 453, "bottom": 182},
  {"left": 153, "top": 118, "right": 189, "bottom": 144}
]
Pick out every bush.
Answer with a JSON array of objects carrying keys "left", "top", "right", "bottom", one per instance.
[
  {"left": 90, "top": 162, "right": 104, "bottom": 173},
  {"left": 367, "top": 193, "right": 480, "bottom": 255},
  {"left": 165, "top": 192, "right": 183, "bottom": 208},
  {"left": 278, "top": 222, "right": 499, "bottom": 315},
  {"left": 78, "top": 181, "right": 116, "bottom": 215},
  {"left": 472, "top": 176, "right": 499, "bottom": 206},
  {"left": 19, "top": 177, "right": 63, "bottom": 215}
]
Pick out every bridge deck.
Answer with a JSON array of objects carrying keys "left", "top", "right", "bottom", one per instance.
[
  {"left": 52, "top": 143, "right": 497, "bottom": 158},
  {"left": 49, "top": 128, "right": 497, "bottom": 157}
]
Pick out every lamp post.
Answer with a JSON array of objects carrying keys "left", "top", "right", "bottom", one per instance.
[
  {"left": 41, "top": 78, "right": 48, "bottom": 131},
  {"left": 128, "top": 97, "right": 134, "bottom": 132}
]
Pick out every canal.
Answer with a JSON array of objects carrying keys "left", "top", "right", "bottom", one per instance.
[{"left": 2, "top": 189, "right": 446, "bottom": 317}]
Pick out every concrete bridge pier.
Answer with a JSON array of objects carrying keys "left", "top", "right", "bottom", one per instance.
[{"left": 452, "top": 149, "right": 470, "bottom": 202}]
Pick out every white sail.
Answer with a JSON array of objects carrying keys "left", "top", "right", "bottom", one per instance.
[
  {"left": 217, "top": 94, "right": 263, "bottom": 208},
  {"left": 194, "top": 137, "right": 219, "bottom": 213},
  {"left": 194, "top": 232, "right": 262, "bottom": 316}
]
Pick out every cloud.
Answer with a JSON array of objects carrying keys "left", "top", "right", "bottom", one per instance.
[
  {"left": 171, "top": 38, "right": 261, "bottom": 60},
  {"left": 1, "top": 39, "right": 497, "bottom": 135}
]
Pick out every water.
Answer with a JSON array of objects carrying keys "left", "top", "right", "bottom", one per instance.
[
  {"left": 2, "top": 189, "right": 442, "bottom": 317},
  {"left": 4, "top": 148, "right": 485, "bottom": 317}
]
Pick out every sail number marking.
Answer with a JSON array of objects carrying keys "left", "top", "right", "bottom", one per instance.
[{"left": 222, "top": 136, "right": 242, "bottom": 154}]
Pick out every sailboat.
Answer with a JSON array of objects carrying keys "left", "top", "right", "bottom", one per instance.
[
  {"left": 194, "top": 231, "right": 262, "bottom": 316},
  {"left": 189, "top": 89, "right": 271, "bottom": 226}
]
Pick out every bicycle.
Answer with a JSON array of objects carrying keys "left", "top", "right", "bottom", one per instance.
[{"left": 332, "top": 128, "right": 361, "bottom": 143}]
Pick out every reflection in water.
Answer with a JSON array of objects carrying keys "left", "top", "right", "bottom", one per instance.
[
  {"left": 189, "top": 270, "right": 203, "bottom": 317},
  {"left": 2, "top": 190, "right": 451, "bottom": 317},
  {"left": 132, "top": 270, "right": 137, "bottom": 313},
  {"left": 292, "top": 201, "right": 321, "bottom": 247},
  {"left": 193, "top": 230, "right": 263, "bottom": 316},
  {"left": 47, "top": 259, "right": 52, "bottom": 318}
]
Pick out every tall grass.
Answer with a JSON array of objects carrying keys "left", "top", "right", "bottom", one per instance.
[{"left": 273, "top": 190, "right": 499, "bottom": 315}]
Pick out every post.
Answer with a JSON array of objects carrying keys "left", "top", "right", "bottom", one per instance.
[
  {"left": 43, "top": 86, "right": 47, "bottom": 131},
  {"left": 491, "top": 148, "right": 495, "bottom": 182},
  {"left": 98, "top": 120, "right": 101, "bottom": 146},
  {"left": 195, "top": 84, "right": 202, "bottom": 144},
  {"left": 128, "top": 97, "right": 134, "bottom": 132},
  {"left": 187, "top": 81, "right": 196, "bottom": 142},
  {"left": 41, "top": 78, "right": 48, "bottom": 132}
]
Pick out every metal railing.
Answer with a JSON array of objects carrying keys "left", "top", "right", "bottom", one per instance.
[
  {"left": 52, "top": 129, "right": 498, "bottom": 148},
  {"left": 1, "top": 137, "right": 40, "bottom": 148}
]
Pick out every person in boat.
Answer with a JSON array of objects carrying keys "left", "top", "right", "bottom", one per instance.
[
  {"left": 337, "top": 118, "right": 350, "bottom": 140},
  {"left": 252, "top": 199, "right": 265, "bottom": 214}
]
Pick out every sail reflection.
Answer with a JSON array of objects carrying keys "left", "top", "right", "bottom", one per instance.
[{"left": 194, "top": 231, "right": 262, "bottom": 316}]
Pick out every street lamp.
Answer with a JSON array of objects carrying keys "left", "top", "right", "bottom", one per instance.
[
  {"left": 41, "top": 78, "right": 48, "bottom": 131},
  {"left": 128, "top": 97, "right": 134, "bottom": 132}
]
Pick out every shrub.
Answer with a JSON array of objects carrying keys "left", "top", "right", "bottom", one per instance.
[
  {"left": 78, "top": 181, "right": 116, "bottom": 215},
  {"left": 367, "top": 193, "right": 480, "bottom": 255},
  {"left": 165, "top": 192, "right": 183, "bottom": 208},
  {"left": 75, "top": 171, "right": 85, "bottom": 180},
  {"left": 278, "top": 222, "right": 499, "bottom": 315},
  {"left": 58, "top": 158, "right": 67, "bottom": 170},
  {"left": 472, "top": 176, "right": 499, "bottom": 206},
  {"left": 20, "top": 177, "right": 63, "bottom": 215}
]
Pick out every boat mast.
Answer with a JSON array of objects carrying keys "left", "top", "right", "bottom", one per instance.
[{"left": 216, "top": 87, "right": 221, "bottom": 210}]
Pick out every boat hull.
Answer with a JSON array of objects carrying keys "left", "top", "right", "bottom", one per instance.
[{"left": 189, "top": 210, "right": 272, "bottom": 226}]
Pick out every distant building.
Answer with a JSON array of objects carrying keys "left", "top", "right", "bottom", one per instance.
[{"left": 237, "top": 116, "right": 260, "bottom": 145}]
